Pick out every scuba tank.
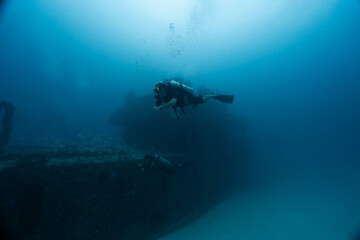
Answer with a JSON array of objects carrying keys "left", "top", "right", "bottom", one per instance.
[
  {"left": 164, "top": 79, "right": 193, "bottom": 94},
  {"left": 153, "top": 154, "right": 171, "bottom": 167},
  {"left": 143, "top": 153, "right": 189, "bottom": 172}
]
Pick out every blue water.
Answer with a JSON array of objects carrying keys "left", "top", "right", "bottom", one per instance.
[{"left": 1, "top": 0, "right": 360, "bottom": 239}]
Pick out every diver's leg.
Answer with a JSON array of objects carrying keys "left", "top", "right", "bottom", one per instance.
[
  {"left": 190, "top": 94, "right": 216, "bottom": 109},
  {"left": 185, "top": 93, "right": 205, "bottom": 109},
  {"left": 202, "top": 94, "right": 217, "bottom": 102}
]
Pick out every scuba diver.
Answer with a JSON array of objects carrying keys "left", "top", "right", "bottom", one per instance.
[{"left": 153, "top": 78, "right": 234, "bottom": 119}]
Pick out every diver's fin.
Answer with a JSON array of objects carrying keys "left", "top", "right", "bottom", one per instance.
[{"left": 214, "top": 95, "right": 234, "bottom": 104}]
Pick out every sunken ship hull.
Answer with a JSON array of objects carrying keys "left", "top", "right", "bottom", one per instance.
[{"left": 0, "top": 94, "right": 247, "bottom": 240}]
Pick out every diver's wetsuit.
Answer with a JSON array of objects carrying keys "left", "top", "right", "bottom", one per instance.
[{"left": 155, "top": 85, "right": 204, "bottom": 108}]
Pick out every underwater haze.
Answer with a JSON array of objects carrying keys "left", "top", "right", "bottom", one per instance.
[{"left": 1, "top": 0, "right": 360, "bottom": 239}]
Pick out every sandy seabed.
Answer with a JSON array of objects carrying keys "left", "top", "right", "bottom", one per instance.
[{"left": 161, "top": 178, "right": 360, "bottom": 240}]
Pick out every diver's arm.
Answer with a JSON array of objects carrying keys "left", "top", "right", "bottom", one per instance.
[
  {"left": 162, "top": 98, "right": 177, "bottom": 110},
  {"left": 154, "top": 98, "right": 177, "bottom": 111}
]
